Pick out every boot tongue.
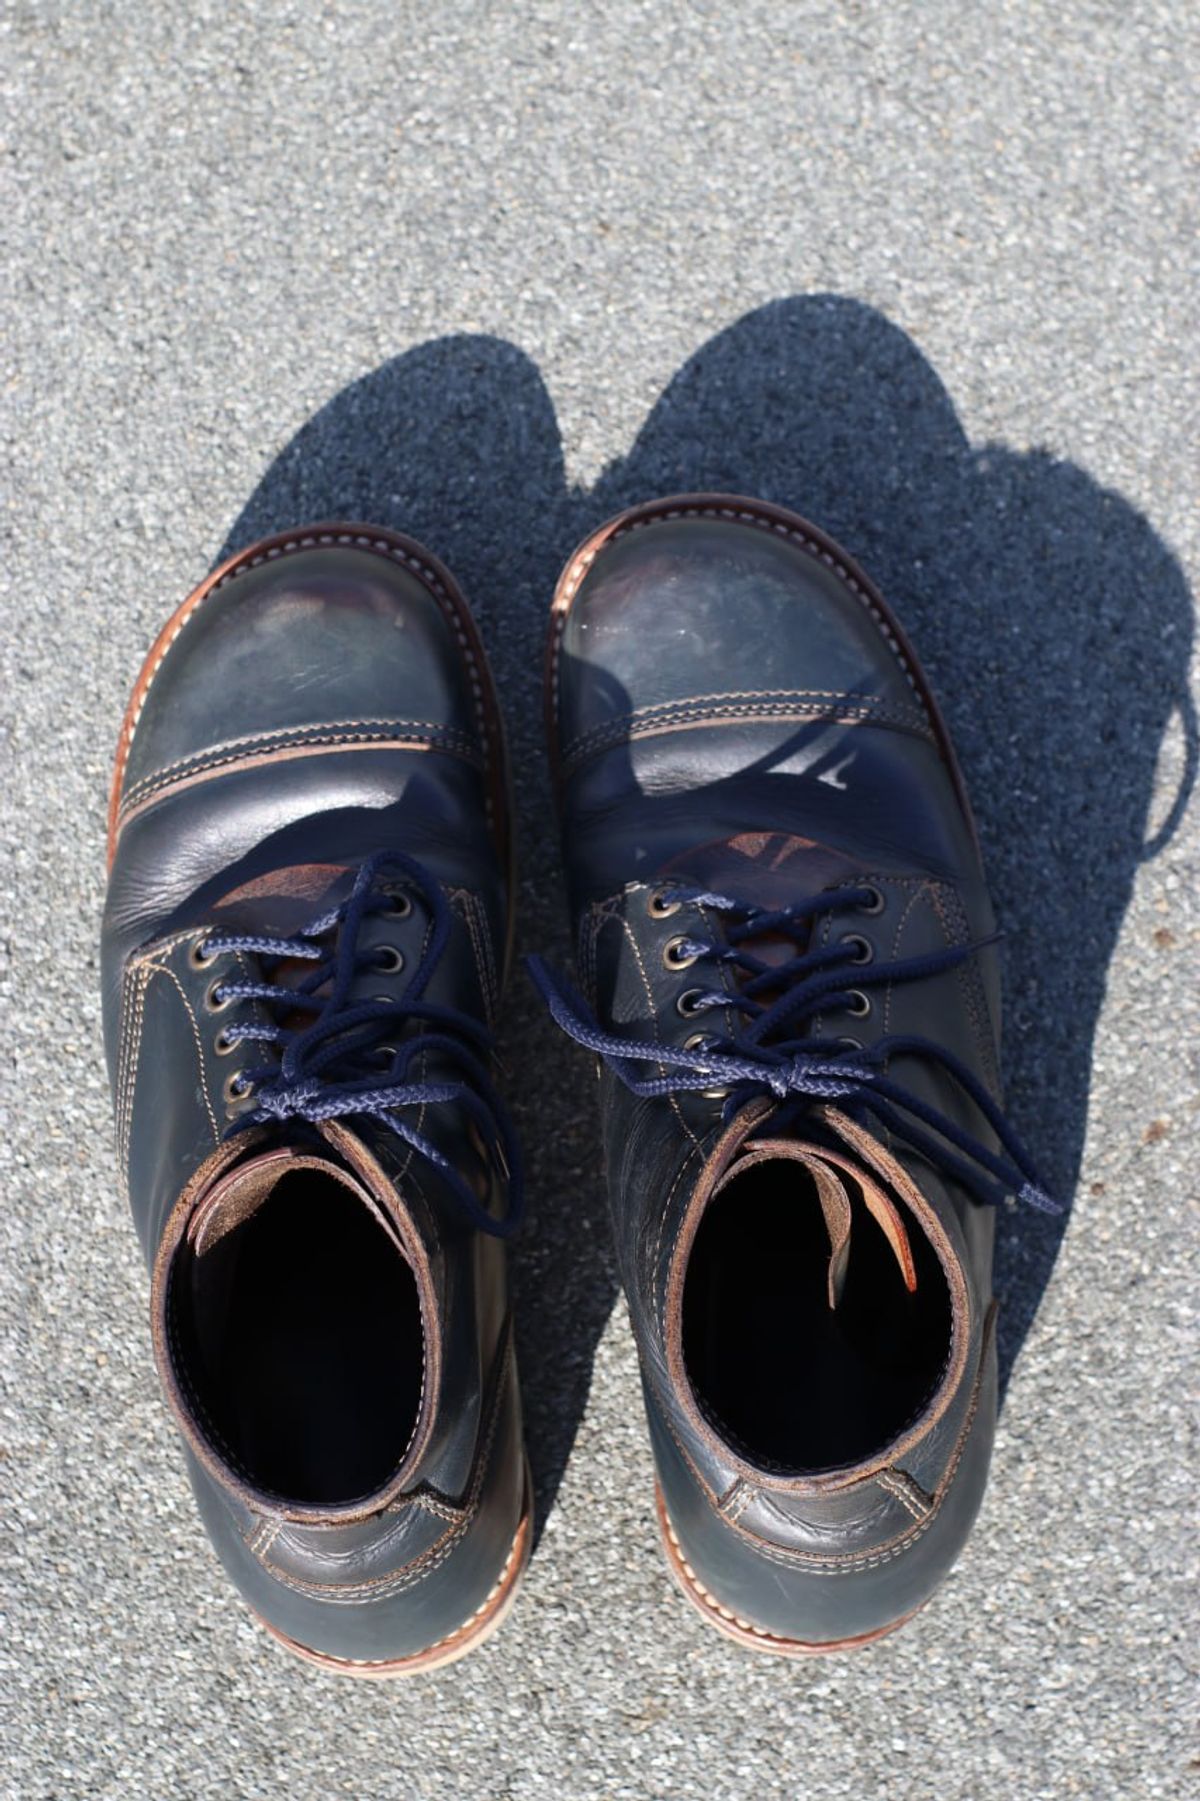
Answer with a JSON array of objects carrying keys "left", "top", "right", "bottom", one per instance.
[
  {"left": 712, "top": 1135, "right": 918, "bottom": 1309},
  {"left": 658, "top": 831, "right": 878, "bottom": 983},
  {"left": 186, "top": 1142, "right": 411, "bottom": 1261},
  {"left": 206, "top": 862, "right": 368, "bottom": 1017},
  {"left": 207, "top": 862, "right": 358, "bottom": 937},
  {"left": 660, "top": 831, "right": 872, "bottom": 913}
]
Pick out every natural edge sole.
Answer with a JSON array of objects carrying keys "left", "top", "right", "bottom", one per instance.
[
  {"left": 254, "top": 1461, "right": 534, "bottom": 1679},
  {"left": 655, "top": 1483, "right": 922, "bottom": 1658}
]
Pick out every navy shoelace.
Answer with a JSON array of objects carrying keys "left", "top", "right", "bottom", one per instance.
[
  {"left": 197, "top": 850, "right": 523, "bottom": 1239},
  {"left": 528, "top": 882, "right": 1058, "bottom": 1215}
]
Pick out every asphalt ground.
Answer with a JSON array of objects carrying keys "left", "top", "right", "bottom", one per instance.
[{"left": 1, "top": 4, "right": 1197, "bottom": 1797}]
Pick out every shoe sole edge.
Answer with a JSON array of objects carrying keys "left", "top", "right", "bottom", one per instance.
[
  {"left": 655, "top": 1481, "right": 923, "bottom": 1657},
  {"left": 252, "top": 1459, "right": 534, "bottom": 1679}
]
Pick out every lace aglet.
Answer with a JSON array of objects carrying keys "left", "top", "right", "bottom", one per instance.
[{"left": 1017, "top": 1180, "right": 1062, "bottom": 1216}]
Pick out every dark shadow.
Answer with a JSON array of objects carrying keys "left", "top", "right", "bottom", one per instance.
[
  {"left": 216, "top": 299, "right": 1195, "bottom": 1529},
  {"left": 592, "top": 298, "right": 1195, "bottom": 1399}
]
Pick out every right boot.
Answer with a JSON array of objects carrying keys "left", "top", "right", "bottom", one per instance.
[
  {"left": 535, "top": 494, "right": 1056, "bottom": 1654},
  {"left": 101, "top": 525, "right": 530, "bottom": 1675}
]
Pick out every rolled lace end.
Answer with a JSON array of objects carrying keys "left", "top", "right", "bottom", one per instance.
[{"left": 1017, "top": 1180, "right": 1062, "bottom": 1215}]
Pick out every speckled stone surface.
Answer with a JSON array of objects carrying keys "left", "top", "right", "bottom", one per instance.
[{"left": 2, "top": 4, "right": 1196, "bottom": 1796}]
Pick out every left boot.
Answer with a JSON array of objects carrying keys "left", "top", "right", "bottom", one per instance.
[
  {"left": 534, "top": 494, "right": 1055, "bottom": 1653},
  {"left": 101, "top": 525, "right": 530, "bottom": 1673}
]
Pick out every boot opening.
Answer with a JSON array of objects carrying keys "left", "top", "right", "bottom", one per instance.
[
  {"left": 168, "top": 1165, "right": 424, "bottom": 1504},
  {"left": 681, "top": 1158, "right": 951, "bottom": 1471}
]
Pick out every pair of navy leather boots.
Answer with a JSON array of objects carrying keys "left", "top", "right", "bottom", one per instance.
[{"left": 102, "top": 497, "right": 1051, "bottom": 1673}]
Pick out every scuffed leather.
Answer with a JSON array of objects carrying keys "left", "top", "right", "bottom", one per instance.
[
  {"left": 551, "top": 498, "right": 1002, "bottom": 1643},
  {"left": 102, "top": 533, "right": 524, "bottom": 1663}
]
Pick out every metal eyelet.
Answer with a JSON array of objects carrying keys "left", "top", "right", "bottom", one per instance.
[
  {"left": 375, "top": 945, "right": 405, "bottom": 975},
  {"left": 204, "top": 977, "right": 233, "bottom": 1014},
  {"left": 663, "top": 935, "right": 700, "bottom": 971},
  {"left": 858, "top": 884, "right": 885, "bottom": 915},
  {"left": 648, "top": 889, "right": 681, "bottom": 920},
  {"left": 838, "top": 1035, "right": 864, "bottom": 1052},
  {"left": 213, "top": 1026, "right": 240, "bottom": 1056},
  {"left": 223, "top": 1069, "right": 254, "bottom": 1107},
  {"left": 845, "top": 990, "right": 872, "bottom": 1019},
  {"left": 841, "top": 934, "right": 874, "bottom": 966},
  {"left": 383, "top": 892, "right": 412, "bottom": 920},
  {"left": 676, "top": 988, "right": 706, "bottom": 1018},
  {"left": 370, "top": 1042, "right": 397, "bottom": 1067},
  {"left": 682, "top": 1032, "right": 727, "bottom": 1099},
  {"left": 188, "top": 939, "right": 217, "bottom": 970}
]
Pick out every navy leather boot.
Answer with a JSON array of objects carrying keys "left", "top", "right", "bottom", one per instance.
[
  {"left": 102, "top": 526, "right": 530, "bottom": 1674},
  {"left": 535, "top": 495, "right": 1054, "bottom": 1653}
]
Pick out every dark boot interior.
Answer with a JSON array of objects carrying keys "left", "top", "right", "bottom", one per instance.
[
  {"left": 168, "top": 1169, "right": 423, "bottom": 1504},
  {"left": 682, "top": 1160, "right": 952, "bottom": 1471}
]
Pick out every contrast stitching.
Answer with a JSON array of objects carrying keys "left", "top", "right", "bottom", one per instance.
[
  {"left": 718, "top": 1481, "right": 756, "bottom": 1524},
  {"left": 302, "top": 1506, "right": 527, "bottom": 1670},
  {"left": 127, "top": 928, "right": 204, "bottom": 971},
  {"left": 259, "top": 1324, "right": 513, "bottom": 1596},
  {"left": 120, "top": 721, "right": 480, "bottom": 816},
  {"left": 716, "top": 1316, "right": 992, "bottom": 1573},
  {"left": 410, "top": 1492, "right": 467, "bottom": 1524},
  {"left": 650, "top": 1140, "right": 704, "bottom": 1329},
  {"left": 875, "top": 1468, "right": 934, "bottom": 1520},
  {"left": 121, "top": 717, "right": 478, "bottom": 806},
  {"left": 611, "top": 906, "right": 704, "bottom": 1154},
  {"left": 118, "top": 938, "right": 199, "bottom": 1169},
  {"left": 244, "top": 1516, "right": 283, "bottom": 1557},
  {"left": 566, "top": 690, "right": 922, "bottom": 750},
  {"left": 883, "top": 882, "right": 929, "bottom": 1040},
  {"left": 930, "top": 883, "right": 1001, "bottom": 1097},
  {"left": 154, "top": 956, "right": 220, "bottom": 1147},
  {"left": 449, "top": 888, "right": 498, "bottom": 1025},
  {"left": 649, "top": 1305, "right": 993, "bottom": 1572},
  {"left": 561, "top": 695, "right": 930, "bottom": 771},
  {"left": 660, "top": 1505, "right": 815, "bottom": 1643},
  {"left": 116, "top": 964, "right": 152, "bottom": 1175},
  {"left": 578, "top": 890, "right": 625, "bottom": 1008}
]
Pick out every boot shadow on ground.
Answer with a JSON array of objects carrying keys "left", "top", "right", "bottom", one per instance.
[{"left": 220, "top": 297, "right": 1195, "bottom": 1538}]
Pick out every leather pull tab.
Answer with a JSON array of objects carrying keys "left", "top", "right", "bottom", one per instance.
[
  {"left": 713, "top": 1141, "right": 857, "bottom": 1309},
  {"left": 712, "top": 1135, "right": 919, "bottom": 1311},
  {"left": 809, "top": 1162, "right": 853, "bottom": 1308},
  {"left": 856, "top": 1170, "right": 918, "bottom": 1294}
]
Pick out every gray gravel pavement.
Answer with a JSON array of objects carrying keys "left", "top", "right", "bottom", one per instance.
[{"left": 2, "top": 4, "right": 1197, "bottom": 1798}]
